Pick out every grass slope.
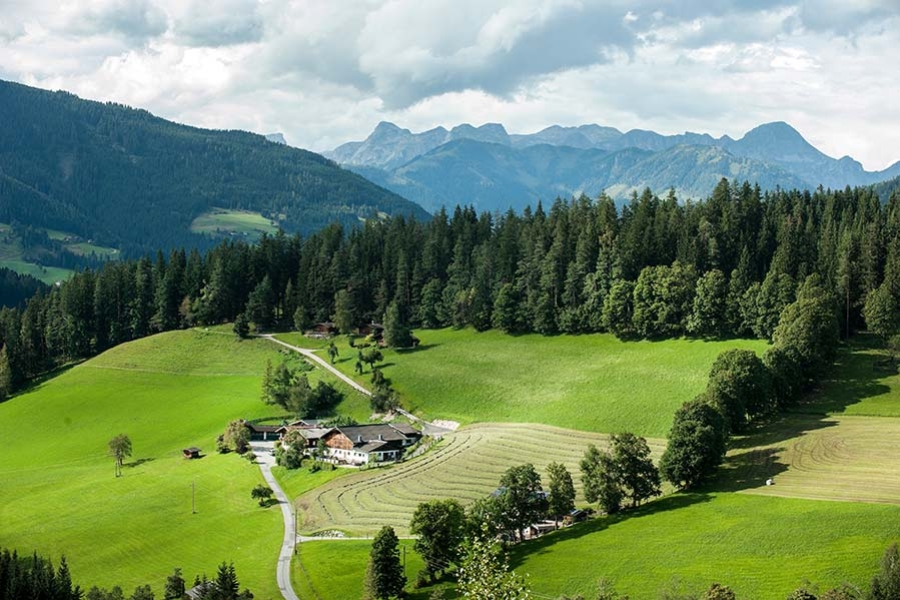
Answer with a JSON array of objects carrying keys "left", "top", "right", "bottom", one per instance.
[
  {"left": 292, "top": 539, "right": 450, "bottom": 600},
  {"left": 297, "top": 423, "right": 666, "bottom": 536},
  {"left": 295, "top": 493, "right": 900, "bottom": 600},
  {"left": 277, "top": 329, "right": 769, "bottom": 437},
  {"left": 0, "top": 329, "right": 364, "bottom": 598},
  {"left": 190, "top": 208, "right": 280, "bottom": 240}
]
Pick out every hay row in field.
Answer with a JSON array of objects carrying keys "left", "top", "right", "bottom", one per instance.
[{"left": 297, "top": 422, "right": 665, "bottom": 535}]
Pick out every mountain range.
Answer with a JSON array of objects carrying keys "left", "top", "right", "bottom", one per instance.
[
  {"left": 0, "top": 80, "right": 428, "bottom": 259},
  {"left": 327, "top": 121, "right": 900, "bottom": 213}
]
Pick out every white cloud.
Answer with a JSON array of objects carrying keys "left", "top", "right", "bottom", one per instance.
[{"left": 0, "top": 0, "right": 898, "bottom": 170}]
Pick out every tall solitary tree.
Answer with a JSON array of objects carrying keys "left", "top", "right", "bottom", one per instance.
[
  {"left": 0, "top": 344, "right": 12, "bottom": 401},
  {"left": 364, "top": 526, "right": 406, "bottom": 600},
  {"left": 108, "top": 434, "right": 132, "bottom": 477},
  {"left": 546, "top": 462, "right": 576, "bottom": 527},
  {"left": 610, "top": 432, "right": 661, "bottom": 508}
]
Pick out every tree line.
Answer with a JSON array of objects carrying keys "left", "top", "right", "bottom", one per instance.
[
  {"left": 0, "top": 547, "right": 252, "bottom": 600},
  {"left": 3, "top": 179, "right": 899, "bottom": 401}
]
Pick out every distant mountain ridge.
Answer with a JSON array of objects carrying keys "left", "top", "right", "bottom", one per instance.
[
  {"left": 0, "top": 80, "right": 429, "bottom": 259},
  {"left": 327, "top": 121, "right": 900, "bottom": 213}
]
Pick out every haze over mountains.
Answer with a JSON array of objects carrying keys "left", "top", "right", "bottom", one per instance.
[{"left": 327, "top": 121, "right": 900, "bottom": 213}]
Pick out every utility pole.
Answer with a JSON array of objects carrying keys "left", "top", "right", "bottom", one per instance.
[{"left": 191, "top": 481, "right": 196, "bottom": 514}]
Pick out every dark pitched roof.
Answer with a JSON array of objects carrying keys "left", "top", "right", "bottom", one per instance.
[
  {"left": 388, "top": 423, "right": 418, "bottom": 436},
  {"left": 337, "top": 424, "right": 419, "bottom": 446}
]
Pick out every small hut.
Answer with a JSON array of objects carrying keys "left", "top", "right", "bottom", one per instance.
[{"left": 182, "top": 447, "right": 201, "bottom": 459}]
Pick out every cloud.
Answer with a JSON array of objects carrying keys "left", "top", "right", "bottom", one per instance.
[
  {"left": 0, "top": 1, "right": 899, "bottom": 171},
  {"left": 56, "top": 0, "right": 167, "bottom": 41},
  {"left": 170, "top": 0, "right": 264, "bottom": 47}
]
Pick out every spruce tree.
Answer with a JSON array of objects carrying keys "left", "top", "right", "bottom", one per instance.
[{"left": 363, "top": 526, "right": 406, "bottom": 600}]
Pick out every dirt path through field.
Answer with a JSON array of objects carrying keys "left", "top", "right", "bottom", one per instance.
[{"left": 260, "top": 334, "right": 457, "bottom": 437}]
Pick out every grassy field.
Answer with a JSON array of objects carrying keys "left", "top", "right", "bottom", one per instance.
[
  {"left": 190, "top": 209, "right": 279, "bottom": 240},
  {"left": 292, "top": 539, "right": 453, "bottom": 600},
  {"left": 0, "top": 329, "right": 365, "bottom": 598},
  {"left": 294, "top": 493, "right": 900, "bottom": 600},
  {"left": 275, "top": 329, "right": 769, "bottom": 437},
  {"left": 297, "top": 423, "right": 666, "bottom": 536}
]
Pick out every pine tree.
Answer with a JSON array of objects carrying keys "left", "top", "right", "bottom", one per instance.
[
  {"left": 0, "top": 344, "right": 13, "bottom": 401},
  {"left": 363, "top": 526, "right": 406, "bottom": 600}
]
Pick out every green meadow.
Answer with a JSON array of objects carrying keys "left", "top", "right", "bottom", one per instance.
[
  {"left": 294, "top": 492, "right": 900, "bottom": 600},
  {"left": 0, "top": 329, "right": 365, "bottom": 598},
  {"left": 190, "top": 208, "right": 279, "bottom": 240},
  {"left": 277, "top": 329, "right": 769, "bottom": 437}
]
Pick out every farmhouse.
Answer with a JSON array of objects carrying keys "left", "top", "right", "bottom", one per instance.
[
  {"left": 315, "top": 423, "right": 421, "bottom": 465},
  {"left": 305, "top": 322, "right": 338, "bottom": 339},
  {"left": 244, "top": 422, "right": 281, "bottom": 441}
]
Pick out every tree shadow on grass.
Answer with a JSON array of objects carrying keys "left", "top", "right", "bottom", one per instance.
[
  {"left": 3, "top": 363, "right": 80, "bottom": 403},
  {"left": 507, "top": 493, "right": 714, "bottom": 569},
  {"left": 396, "top": 343, "right": 439, "bottom": 354},
  {"left": 123, "top": 457, "right": 155, "bottom": 469}
]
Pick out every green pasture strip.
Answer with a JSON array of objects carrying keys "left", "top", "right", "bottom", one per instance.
[
  {"left": 277, "top": 329, "right": 768, "bottom": 438},
  {"left": 190, "top": 209, "right": 278, "bottom": 239}
]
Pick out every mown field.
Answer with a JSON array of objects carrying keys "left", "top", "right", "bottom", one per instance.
[
  {"left": 190, "top": 208, "right": 279, "bottom": 240},
  {"left": 0, "top": 328, "right": 364, "bottom": 598},
  {"left": 275, "top": 329, "right": 769, "bottom": 437},
  {"left": 297, "top": 423, "right": 666, "bottom": 536}
]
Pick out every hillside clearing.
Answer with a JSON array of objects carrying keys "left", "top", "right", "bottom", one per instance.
[
  {"left": 276, "top": 329, "right": 769, "bottom": 438},
  {"left": 190, "top": 208, "right": 279, "bottom": 240}
]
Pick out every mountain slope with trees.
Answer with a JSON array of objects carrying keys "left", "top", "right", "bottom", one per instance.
[{"left": 0, "top": 80, "right": 429, "bottom": 260}]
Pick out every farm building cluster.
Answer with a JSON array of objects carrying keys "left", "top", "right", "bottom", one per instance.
[{"left": 245, "top": 419, "right": 421, "bottom": 466}]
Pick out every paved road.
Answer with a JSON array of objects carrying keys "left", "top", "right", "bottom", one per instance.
[
  {"left": 260, "top": 335, "right": 455, "bottom": 438},
  {"left": 252, "top": 441, "right": 300, "bottom": 600},
  {"left": 261, "top": 335, "right": 372, "bottom": 397}
]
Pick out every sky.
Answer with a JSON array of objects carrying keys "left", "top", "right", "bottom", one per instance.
[{"left": 1, "top": 0, "right": 898, "bottom": 171}]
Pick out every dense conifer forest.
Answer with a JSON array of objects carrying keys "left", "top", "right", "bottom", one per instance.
[
  {"left": 2, "top": 179, "right": 899, "bottom": 402},
  {"left": 0, "top": 79, "right": 429, "bottom": 261}
]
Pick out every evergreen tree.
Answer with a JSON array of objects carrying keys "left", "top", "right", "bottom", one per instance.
[
  {"left": 383, "top": 301, "right": 413, "bottom": 348},
  {"left": 0, "top": 344, "right": 12, "bottom": 401},
  {"left": 363, "top": 526, "right": 406, "bottom": 600}
]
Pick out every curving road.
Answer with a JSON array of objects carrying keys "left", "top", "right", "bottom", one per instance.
[
  {"left": 252, "top": 441, "right": 299, "bottom": 600},
  {"left": 259, "top": 335, "right": 454, "bottom": 438}
]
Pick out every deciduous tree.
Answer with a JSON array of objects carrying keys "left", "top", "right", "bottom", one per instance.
[
  {"left": 546, "top": 462, "right": 576, "bottom": 526},
  {"left": 108, "top": 434, "right": 132, "bottom": 477},
  {"left": 410, "top": 499, "right": 466, "bottom": 582}
]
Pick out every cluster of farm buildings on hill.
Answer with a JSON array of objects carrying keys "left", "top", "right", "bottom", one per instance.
[{"left": 246, "top": 420, "right": 421, "bottom": 466}]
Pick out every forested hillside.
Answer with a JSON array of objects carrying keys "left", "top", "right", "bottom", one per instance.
[
  {"left": 0, "top": 268, "right": 46, "bottom": 308},
  {"left": 3, "top": 178, "right": 899, "bottom": 402},
  {"left": 0, "top": 80, "right": 429, "bottom": 260}
]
